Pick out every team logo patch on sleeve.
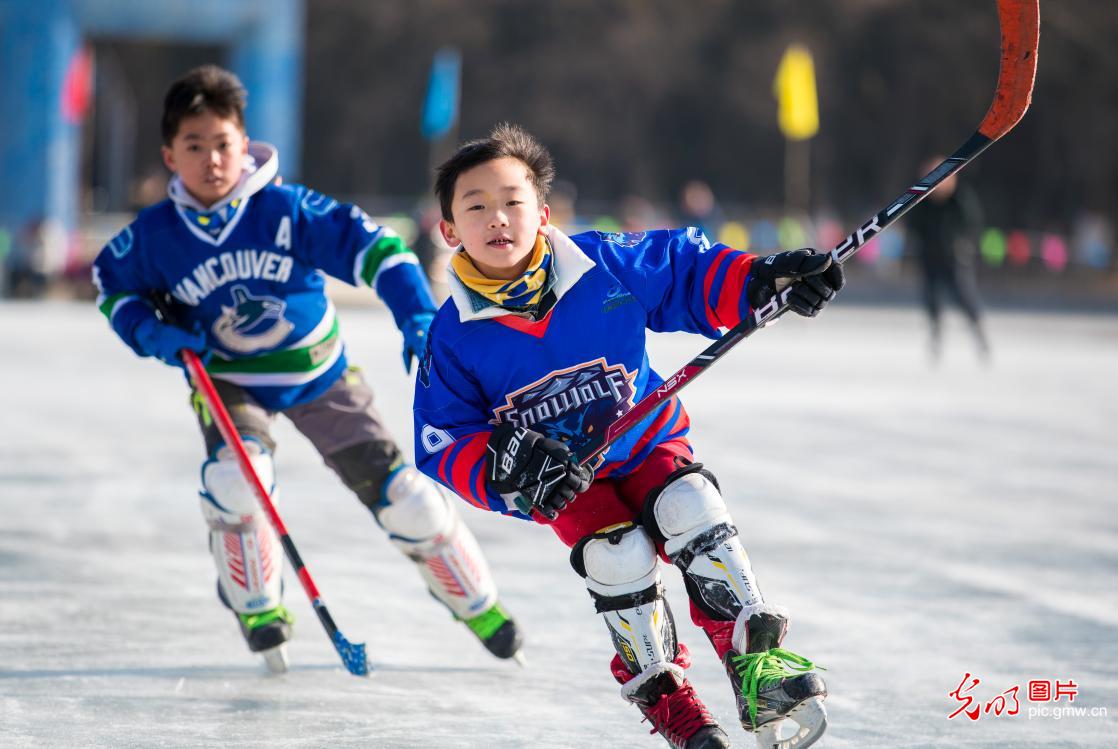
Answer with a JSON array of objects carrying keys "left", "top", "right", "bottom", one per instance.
[
  {"left": 598, "top": 231, "right": 647, "bottom": 248},
  {"left": 300, "top": 190, "right": 339, "bottom": 217},
  {"left": 420, "top": 424, "right": 454, "bottom": 454},
  {"left": 491, "top": 358, "right": 636, "bottom": 465},
  {"left": 685, "top": 226, "right": 712, "bottom": 251},
  {"left": 107, "top": 226, "right": 134, "bottom": 259}
]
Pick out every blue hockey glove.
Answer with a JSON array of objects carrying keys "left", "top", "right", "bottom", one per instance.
[
  {"left": 133, "top": 316, "right": 208, "bottom": 368},
  {"left": 746, "top": 248, "right": 845, "bottom": 317},
  {"left": 401, "top": 312, "right": 435, "bottom": 374}
]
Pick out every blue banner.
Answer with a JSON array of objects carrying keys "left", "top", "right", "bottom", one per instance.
[{"left": 421, "top": 47, "right": 461, "bottom": 141}]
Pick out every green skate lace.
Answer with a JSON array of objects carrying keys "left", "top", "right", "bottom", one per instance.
[
  {"left": 731, "top": 647, "right": 819, "bottom": 726},
  {"left": 464, "top": 603, "right": 510, "bottom": 641},
  {"left": 238, "top": 605, "right": 294, "bottom": 631}
]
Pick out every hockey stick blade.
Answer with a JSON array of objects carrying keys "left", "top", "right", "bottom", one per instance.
[
  {"left": 332, "top": 629, "right": 370, "bottom": 677},
  {"left": 577, "top": 0, "right": 1039, "bottom": 467}
]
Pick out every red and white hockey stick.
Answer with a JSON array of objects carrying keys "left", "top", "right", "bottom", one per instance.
[
  {"left": 577, "top": 0, "right": 1040, "bottom": 468},
  {"left": 183, "top": 350, "right": 369, "bottom": 676}
]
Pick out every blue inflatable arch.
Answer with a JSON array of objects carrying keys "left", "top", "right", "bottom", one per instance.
[{"left": 0, "top": 0, "right": 303, "bottom": 262}]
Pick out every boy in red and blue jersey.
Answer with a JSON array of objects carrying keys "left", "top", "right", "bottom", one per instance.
[{"left": 413, "top": 124, "right": 843, "bottom": 749}]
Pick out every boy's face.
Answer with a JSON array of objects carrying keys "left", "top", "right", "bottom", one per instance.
[
  {"left": 161, "top": 111, "right": 249, "bottom": 207},
  {"left": 440, "top": 157, "right": 550, "bottom": 280}
]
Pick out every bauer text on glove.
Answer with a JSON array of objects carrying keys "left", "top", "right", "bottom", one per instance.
[
  {"left": 485, "top": 424, "right": 593, "bottom": 520},
  {"left": 745, "top": 248, "right": 845, "bottom": 317}
]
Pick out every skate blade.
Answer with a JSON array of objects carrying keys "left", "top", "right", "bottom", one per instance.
[
  {"left": 512, "top": 650, "right": 527, "bottom": 668},
  {"left": 753, "top": 697, "right": 827, "bottom": 749},
  {"left": 261, "top": 644, "right": 289, "bottom": 674}
]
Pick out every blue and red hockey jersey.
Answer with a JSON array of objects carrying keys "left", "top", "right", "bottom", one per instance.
[
  {"left": 93, "top": 143, "right": 435, "bottom": 410},
  {"left": 412, "top": 225, "right": 758, "bottom": 520}
]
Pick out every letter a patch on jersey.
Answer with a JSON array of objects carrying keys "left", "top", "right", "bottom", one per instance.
[{"left": 274, "top": 216, "right": 292, "bottom": 250}]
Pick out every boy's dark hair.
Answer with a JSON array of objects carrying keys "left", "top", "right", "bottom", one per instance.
[
  {"left": 161, "top": 65, "right": 247, "bottom": 146},
  {"left": 434, "top": 123, "right": 555, "bottom": 221}
]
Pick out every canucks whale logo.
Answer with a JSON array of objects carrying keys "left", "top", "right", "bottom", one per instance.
[
  {"left": 212, "top": 285, "right": 295, "bottom": 353},
  {"left": 492, "top": 358, "right": 636, "bottom": 467}
]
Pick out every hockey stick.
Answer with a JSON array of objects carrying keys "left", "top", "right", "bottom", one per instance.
[
  {"left": 182, "top": 350, "right": 370, "bottom": 676},
  {"left": 576, "top": 0, "right": 1039, "bottom": 468}
]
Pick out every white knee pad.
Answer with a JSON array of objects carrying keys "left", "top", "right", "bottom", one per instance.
[
  {"left": 377, "top": 467, "right": 497, "bottom": 620},
  {"left": 376, "top": 466, "right": 454, "bottom": 546},
  {"left": 577, "top": 523, "right": 660, "bottom": 598},
  {"left": 200, "top": 441, "right": 276, "bottom": 523},
  {"left": 651, "top": 470, "right": 733, "bottom": 561},
  {"left": 649, "top": 467, "right": 762, "bottom": 620},
  {"left": 199, "top": 440, "right": 283, "bottom": 614},
  {"left": 572, "top": 524, "right": 676, "bottom": 680}
]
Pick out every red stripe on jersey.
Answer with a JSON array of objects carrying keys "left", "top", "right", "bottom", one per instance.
[
  {"left": 450, "top": 433, "right": 489, "bottom": 509},
  {"left": 714, "top": 254, "right": 754, "bottom": 328},
  {"left": 438, "top": 447, "right": 454, "bottom": 493},
  {"left": 474, "top": 462, "right": 488, "bottom": 511},
  {"left": 666, "top": 402, "right": 692, "bottom": 438},
  {"left": 702, "top": 249, "right": 734, "bottom": 330},
  {"left": 598, "top": 396, "right": 681, "bottom": 479}
]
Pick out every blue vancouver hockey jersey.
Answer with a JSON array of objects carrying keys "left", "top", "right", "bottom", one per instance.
[
  {"left": 93, "top": 143, "right": 435, "bottom": 410},
  {"left": 413, "top": 225, "right": 759, "bottom": 520}
]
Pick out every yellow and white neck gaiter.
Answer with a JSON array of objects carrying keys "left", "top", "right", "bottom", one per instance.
[{"left": 451, "top": 234, "right": 555, "bottom": 310}]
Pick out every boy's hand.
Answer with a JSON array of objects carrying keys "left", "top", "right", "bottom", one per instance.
[
  {"left": 134, "top": 316, "right": 208, "bottom": 368},
  {"left": 486, "top": 424, "right": 593, "bottom": 520},
  {"left": 401, "top": 312, "right": 435, "bottom": 373},
  {"left": 746, "top": 248, "right": 845, "bottom": 317}
]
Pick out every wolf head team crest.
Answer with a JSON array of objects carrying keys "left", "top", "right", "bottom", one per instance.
[{"left": 492, "top": 359, "right": 636, "bottom": 467}]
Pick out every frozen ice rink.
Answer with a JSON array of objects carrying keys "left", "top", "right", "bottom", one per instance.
[{"left": 2, "top": 300, "right": 1115, "bottom": 748}]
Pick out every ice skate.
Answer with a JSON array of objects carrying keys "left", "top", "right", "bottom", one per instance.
[
  {"left": 462, "top": 600, "right": 524, "bottom": 663},
  {"left": 723, "top": 606, "right": 827, "bottom": 749},
  {"left": 235, "top": 605, "right": 294, "bottom": 674},
  {"left": 613, "top": 647, "right": 731, "bottom": 749}
]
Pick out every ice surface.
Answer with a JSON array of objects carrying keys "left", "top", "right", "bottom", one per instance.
[{"left": 1, "top": 301, "right": 1115, "bottom": 748}]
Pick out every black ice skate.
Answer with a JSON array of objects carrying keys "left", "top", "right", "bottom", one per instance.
[
  {"left": 463, "top": 601, "right": 525, "bottom": 664},
  {"left": 235, "top": 606, "right": 294, "bottom": 674},
  {"left": 723, "top": 607, "right": 828, "bottom": 749},
  {"left": 219, "top": 583, "right": 293, "bottom": 673}
]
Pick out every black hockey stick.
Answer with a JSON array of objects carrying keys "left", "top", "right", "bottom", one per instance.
[{"left": 576, "top": 0, "right": 1040, "bottom": 468}]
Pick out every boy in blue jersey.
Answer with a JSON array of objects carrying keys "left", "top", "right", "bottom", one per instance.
[
  {"left": 413, "top": 124, "right": 844, "bottom": 749},
  {"left": 92, "top": 66, "right": 523, "bottom": 672}
]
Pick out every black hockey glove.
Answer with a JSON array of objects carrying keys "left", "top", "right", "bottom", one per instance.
[
  {"left": 746, "top": 248, "right": 846, "bottom": 317},
  {"left": 486, "top": 424, "right": 593, "bottom": 520}
]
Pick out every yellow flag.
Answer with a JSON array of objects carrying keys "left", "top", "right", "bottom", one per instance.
[{"left": 774, "top": 44, "right": 819, "bottom": 141}]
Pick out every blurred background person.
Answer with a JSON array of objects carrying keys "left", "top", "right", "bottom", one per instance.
[
  {"left": 678, "top": 179, "right": 725, "bottom": 240},
  {"left": 619, "top": 194, "right": 663, "bottom": 232},
  {"left": 4, "top": 217, "right": 56, "bottom": 299},
  {"left": 906, "top": 156, "right": 991, "bottom": 362},
  {"left": 547, "top": 179, "right": 585, "bottom": 234}
]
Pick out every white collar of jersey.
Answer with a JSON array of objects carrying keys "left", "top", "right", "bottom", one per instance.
[
  {"left": 167, "top": 142, "right": 279, "bottom": 246},
  {"left": 447, "top": 226, "right": 596, "bottom": 323}
]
